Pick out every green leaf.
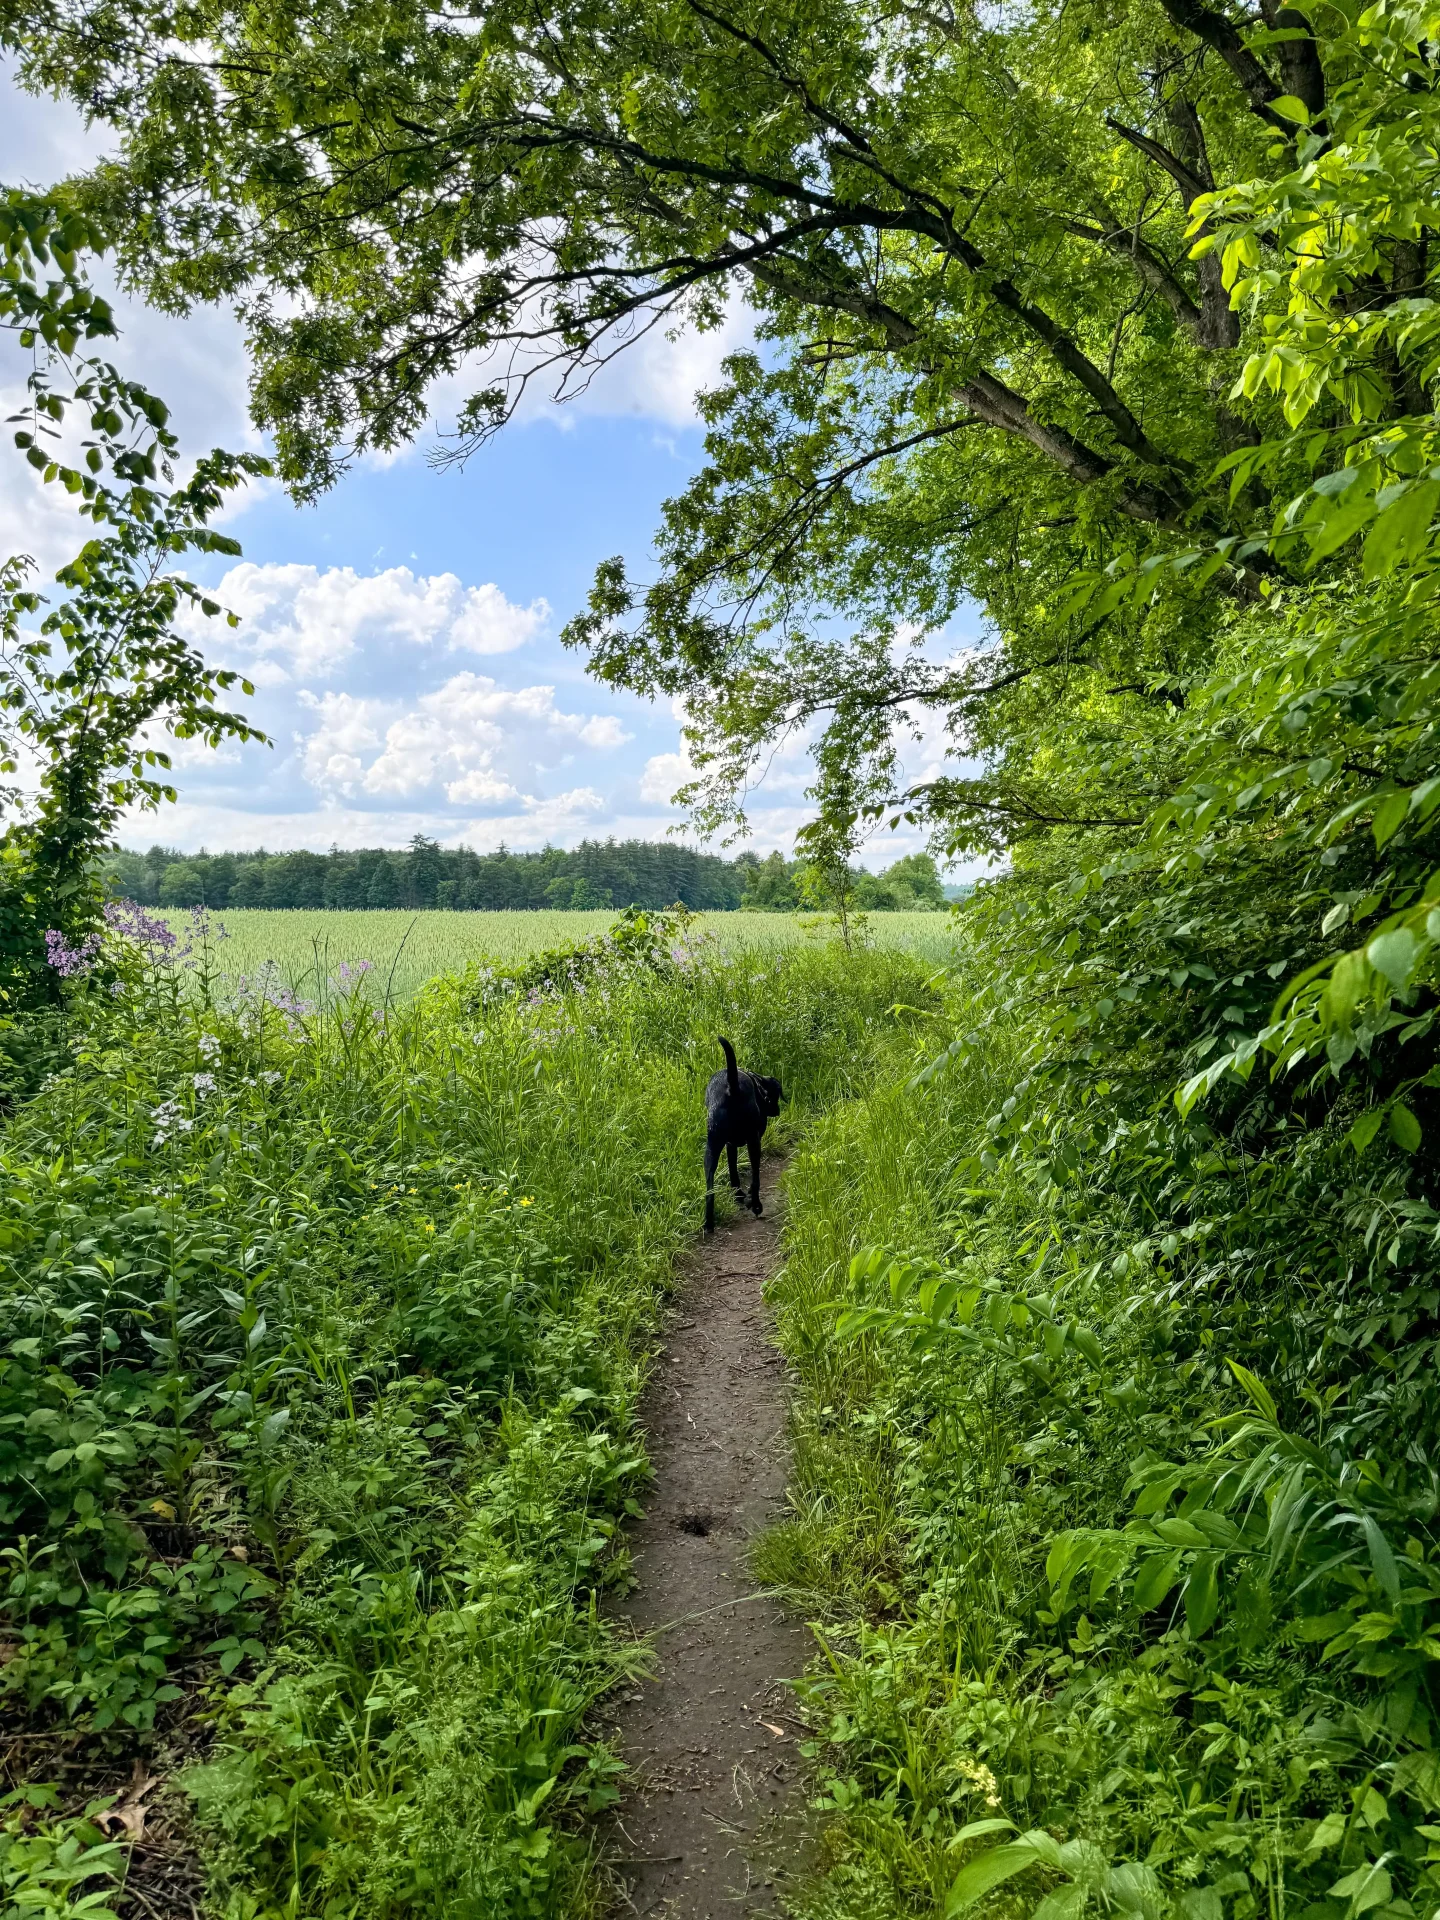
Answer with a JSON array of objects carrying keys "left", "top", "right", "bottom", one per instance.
[
  {"left": 1183, "top": 1552, "right": 1221, "bottom": 1636},
  {"left": 1361, "top": 1514, "right": 1401, "bottom": 1603},
  {"left": 1305, "top": 1812, "right": 1347, "bottom": 1854},
  {"left": 945, "top": 1842, "right": 1046, "bottom": 1915},
  {"left": 1308, "top": 493, "right": 1377, "bottom": 562},
  {"left": 1132, "top": 1549, "right": 1183, "bottom": 1611},
  {"left": 1362, "top": 478, "right": 1440, "bottom": 577},
  {"left": 1371, "top": 792, "right": 1411, "bottom": 851},
  {"left": 947, "top": 1820, "right": 1018, "bottom": 1848},
  {"left": 1367, "top": 927, "right": 1419, "bottom": 984},
  {"left": 1032, "top": 1888, "right": 1085, "bottom": 1920},
  {"left": 1070, "top": 1325, "right": 1104, "bottom": 1366},
  {"left": 1389, "top": 1103, "right": 1422, "bottom": 1152},
  {"left": 1270, "top": 93, "right": 1312, "bottom": 123},
  {"left": 1329, "top": 1861, "right": 1392, "bottom": 1917},
  {"left": 1226, "top": 1358, "right": 1278, "bottom": 1422},
  {"left": 1347, "top": 1108, "right": 1384, "bottom": 1153}
]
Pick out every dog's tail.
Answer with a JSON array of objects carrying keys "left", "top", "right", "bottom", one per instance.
[{"left": 719, "top": 1036, "right": 740, "bottom": 1096}]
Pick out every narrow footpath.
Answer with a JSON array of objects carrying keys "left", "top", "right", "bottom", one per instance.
[{"left": 604, "top": 1176, "right": 809, "bottom": 1919}]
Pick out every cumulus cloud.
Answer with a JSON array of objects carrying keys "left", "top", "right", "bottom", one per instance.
[
  {"left": 298, "top": 671, "right": 632, "bottom": 807},
  {"left": 210, "top": 564, "right": 549, "bottom": 681},
  {"left": 639, "top": 750, "right": 692, "bottom": 805}
]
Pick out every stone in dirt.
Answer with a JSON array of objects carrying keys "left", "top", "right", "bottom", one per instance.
[{"left": 603, "top": 1176, "right": 809, "bottom": 1918}]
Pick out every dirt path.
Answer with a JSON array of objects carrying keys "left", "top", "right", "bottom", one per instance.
[{"left": 603, "top": 1177, "right": 809, "bottom": 1919}]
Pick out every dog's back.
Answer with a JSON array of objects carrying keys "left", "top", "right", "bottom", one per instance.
[
  {"left": 706, "top": 1037, "right": 778, "bottom": 1136},
  {"left": 703, "top": 1038, "right": 783, "bottom": 1232}
]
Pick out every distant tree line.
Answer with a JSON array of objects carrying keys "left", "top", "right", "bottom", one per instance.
[
  {"left": 99, "top": 837, "right": 956, "bottom": 912},
  {"left": 737, "top": 849, "right": 954, "bottom": 913}
]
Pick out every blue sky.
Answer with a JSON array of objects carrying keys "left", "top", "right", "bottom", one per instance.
[{"left": 0, "top": 68, "right": 985, "bottom": 870}]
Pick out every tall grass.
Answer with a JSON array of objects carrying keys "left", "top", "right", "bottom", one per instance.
[{"left": 0, "top": 912, "right": 927, "bottom": 1917}]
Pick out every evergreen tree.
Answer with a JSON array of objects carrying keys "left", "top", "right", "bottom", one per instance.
[{"left": 365, "top": 859, "right": 400, "bottom": 909}]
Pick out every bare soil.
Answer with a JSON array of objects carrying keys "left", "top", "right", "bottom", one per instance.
[{"left": 602, "top": 1174, "right": 810, "bottom": 1919}]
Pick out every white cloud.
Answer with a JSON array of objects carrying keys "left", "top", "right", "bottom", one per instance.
[
  {"left": 577, "top": 714, "right": 631, "bottom": 748},
  {"left": 209, "top": 563, "right": 548, "bottom": 681},
  {"left": 448, "top": 581, "right": 551, "bottom": 653},
  {"left": 298, "top": 671, "right": 632, "bottom": 806},
  {"left": 295, "top": 691, "right": 386, "bottom": 794},
  {"left": 134, "top": 791, "right": 612, "bottom": 854},
  {"left": 640, "top": 750, "right": 692, "bottom": 804},
  {"left": 520, "top": 787, "right": 607, "bottom": 837}
]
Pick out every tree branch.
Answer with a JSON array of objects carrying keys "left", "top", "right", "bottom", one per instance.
[
  {"left": 1154, "top": 0, "right": 1298, "bottom": 133},
  {"left": 1062, "top": 214, "right": 1206, "bottom": 339}
]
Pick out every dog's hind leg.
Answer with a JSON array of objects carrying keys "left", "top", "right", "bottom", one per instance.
[
  {"left": 704, "top": 1137, "right": 720, "bottom": 1235},
  {"left": 746, "top": 1134, "right": 763, "bottom": 1216},
  {"left": 727, "top": 1141, "right": 743, "bottom": 1196}
]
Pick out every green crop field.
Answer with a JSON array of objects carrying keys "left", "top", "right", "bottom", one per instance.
[{"left": 163, "top": 907, "right": 962, "bottom": 999}]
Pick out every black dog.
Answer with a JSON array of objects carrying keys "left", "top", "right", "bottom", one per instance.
[{"left": 704, "top": 1037, "right": 783, "bottom": 1234}]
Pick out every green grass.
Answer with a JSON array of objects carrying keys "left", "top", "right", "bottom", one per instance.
[{"left": 160, "top": 908, "right": 961, "bottom": 1000}]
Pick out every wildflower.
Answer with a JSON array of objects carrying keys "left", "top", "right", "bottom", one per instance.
[
  {"left": 261, "top": 1070, "right": 282, "bottom": 1086},
  {"left": 151, "top": 1098, "right": 194, "bottom": 1146},
  {"left": 188, "top": 904, "right": 228, "bottom": 942},
  {"left": 198, "top": 1034, "right": 222, "bottom": 1060},
  {"left": 955, "top": 1758, "right": 1002, "bottom": 1809},
  {"left": 44, "top": 929, "right": 102, "bottom": 978},
  {"left": 192, "top": 1072, "right": 217, "bottom": 1095},
  {"left": 519, "top": 1196, "right": 534, "bottom": 1207},
  {"left": 104, "top": 899, "right": 179, "bottom": 956}
]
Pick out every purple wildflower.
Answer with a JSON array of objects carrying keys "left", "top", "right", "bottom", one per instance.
[
  {"left": 44, "top": 929, "right": 102, "bottom": 978},
  {"left": 104, "top": 899, "right": 179, "bottom": 955},
  {"left": 187, "top": 904, "right": 229, "bottom": 944}
]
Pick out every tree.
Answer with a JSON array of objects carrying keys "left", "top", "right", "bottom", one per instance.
[
  {"left": 365, "top": 859, "right": 400, "bottom": 909},
  {"left": 1, "top": 456, "right": 266, "bottom": 933},
  {"left": 854, "top": 852, "right": 946, "bottom": 910},
  {"left": 404, "top": 834, "right": 444, "bottom": 910},
  {"left": 0, "top": 0, "right": 1369, "bottom": 845},
  {"left": 0, "top": 189, "right": 266, "bottom": 969},
  {"left": 739, "top": 851, "right": 799, "bottom": 911},
  {"left": 157, "top": 858, "right": 204, "bottom": 906}
]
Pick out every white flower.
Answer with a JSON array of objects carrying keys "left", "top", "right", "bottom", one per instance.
[
  {"left": 198, "top": 1034, "right": 222, "bottom": 1060},
  {"left": 151, "top": 1098, "right": 194, "bottom": 1146},
  {"left": 193, "top": 1072, "right": 217, "bottom": 1095}
]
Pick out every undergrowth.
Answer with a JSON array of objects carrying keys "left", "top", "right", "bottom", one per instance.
[
  {"left": 0, "top": 906, "right": 924, "bottom": 1918},
  {"left": 767, "top": 887, "right": 1440, "bottom": 1920}
]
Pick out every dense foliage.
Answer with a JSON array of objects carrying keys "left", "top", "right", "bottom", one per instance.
[{"left": 0, "top": 906, "right": 923, "bottom": 1916}]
